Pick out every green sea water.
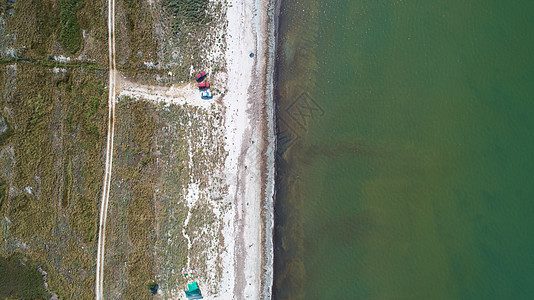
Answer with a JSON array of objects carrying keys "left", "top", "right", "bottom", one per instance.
[{"left": 274, "top": 1, "right": 534, "bottom": 299}]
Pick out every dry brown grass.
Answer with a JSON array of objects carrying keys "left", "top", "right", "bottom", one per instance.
[
  {"left": 104, "top": 98, "right": 158, "bottom": 298},
  {"left": 0, "top": 63, "right": 107, "bottom": 298}
]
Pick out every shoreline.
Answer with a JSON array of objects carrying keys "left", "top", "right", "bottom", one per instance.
[
  {"left": 219, "top": 0, "right": 277, "bottom": 298},
  {"left": 260, "top": 0, "right": 278, "bottom": 297}
]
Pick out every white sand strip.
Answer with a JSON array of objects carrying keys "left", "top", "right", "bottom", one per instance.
[{"left": 217, "top": 0, "right": 276, "bottom": 298}]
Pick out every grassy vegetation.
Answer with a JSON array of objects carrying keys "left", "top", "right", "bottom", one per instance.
[
  {"left": 167, "top": 0, "right": 210, "bottom": 33},
  {"left": 4, "top": 0, "right": 107, "bottom": 62},
  {"left": 151, "top": 104, "right": 192, "bottom": 290},
  {"left": 0, "top": 63, "right": 107, "bottom": 298},
  {"left": 8, "top": 0, "right": 57, "bottom": 58},
  {"left": 115, "top": 0, "right": 226, "bottom": 83},
  {"left": 123, "top": 102, "right": 157, "bottom": 299},
  {"left": 8, "top": 193, "right": 55, "bottom": 241},
  {"left": 104, "top": 99, "right": 158, "bottom": 299},
  {"left": 114, "top": 0, "right": 159, "bottom": 79},
  {"left": 60, "top": 0, "right": 85, "bottom": 53},
  {"left": 105, "top": 97, "right": 227, "bottom": 296},
  {"left": 0, "top": 113, "right": 12, "bottom": 147},
  {"left": 0, "top": 254, "right": 49, "bottom": 299},
  {"left": 151, "top": 102, "right": 227, "bottom": 294},
  {"left": 0, "top": 178, "right": 6, "bottom": 210},
  {"left": 166, "top": 0, "right": 225, "bottom": 78},
  {"left": 0, "top": 0, "right": 228, "bottom": 297},
  {"left": 0, "top": 57, "right": 106, "bottom": 70}
]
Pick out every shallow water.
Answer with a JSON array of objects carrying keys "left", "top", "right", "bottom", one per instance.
[{"left": 274, "top": 1, "right": 534, "bottom": 299}]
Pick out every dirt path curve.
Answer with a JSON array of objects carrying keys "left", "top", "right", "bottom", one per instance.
[{"left": 95, "top": 0, "right": 116, "bottom": 297}]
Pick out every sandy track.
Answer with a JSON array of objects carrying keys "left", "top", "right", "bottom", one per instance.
[
  {"left": 117, "top": 77, "right": 216, "bottom": 109},
  {"left": 95, "top": 0, "right": 116, "bottom": 297}
]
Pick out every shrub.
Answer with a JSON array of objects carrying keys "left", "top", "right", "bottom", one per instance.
[{"left": 59, "top": 0, "right": 85, "bottom": 53}]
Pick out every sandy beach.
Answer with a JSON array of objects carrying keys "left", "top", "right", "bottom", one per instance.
[{"left": 217, "top": 0, "right": 276, "bottom": 298}]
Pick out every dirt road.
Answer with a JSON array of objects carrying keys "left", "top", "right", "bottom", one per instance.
[{"left": 95, "top": 0, "right": 116, "bottom": 297}]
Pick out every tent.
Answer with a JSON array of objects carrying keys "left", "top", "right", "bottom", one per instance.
[{"left": 184, "top": 281, "right": 203, "bottom": 299}]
